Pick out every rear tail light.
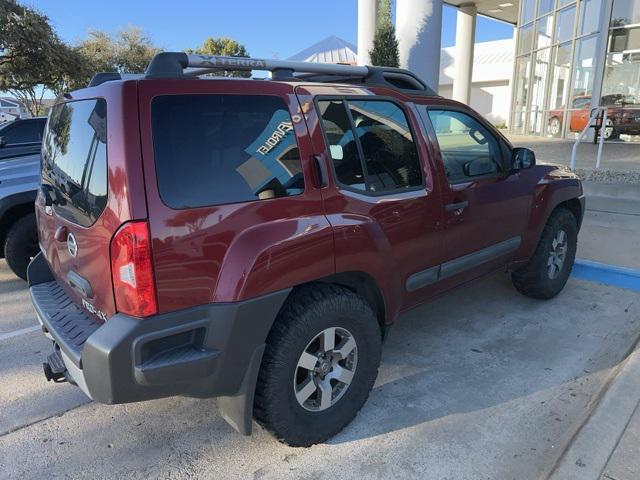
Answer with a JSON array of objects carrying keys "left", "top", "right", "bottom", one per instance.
[{"left": 110, "top": 221, "right": 157, "bottom": 318}]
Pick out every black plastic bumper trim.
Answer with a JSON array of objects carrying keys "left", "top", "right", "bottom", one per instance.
[
  {"left": 406, "top": 236, "right": 521, "bottom": 292},
  {"left": 28, "top": 251, "right": 292, "bottom": 435}
]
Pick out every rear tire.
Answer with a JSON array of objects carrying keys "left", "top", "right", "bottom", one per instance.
[
  {"left": 512, "top": 208, "right": 577, "bottom": 299},
  {"left": 254, "top": 284, "right": 382, "bottom": 447},
  {"left": 4, "top": 213, "right": 38, "bottom": 281}
]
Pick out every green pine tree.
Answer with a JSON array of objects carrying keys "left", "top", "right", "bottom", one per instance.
[{"left": 369, "top": 0, "right": 399, "bottom": 67}]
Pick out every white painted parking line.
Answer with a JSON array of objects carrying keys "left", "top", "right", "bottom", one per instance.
[{"left": 0, "top": 325, "right": 40, "bottom": 342}]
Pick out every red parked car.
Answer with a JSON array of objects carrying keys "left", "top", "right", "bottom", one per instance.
[
  {"left": 548, "top": 94, "right": 640, "bottom": 139},
  {"left": 30, "top": 53, "right": 584, "bottom": 446}
]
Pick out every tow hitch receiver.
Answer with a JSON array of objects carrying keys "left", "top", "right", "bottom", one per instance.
[{"left": 43, "top": 351, "right": 67, "bottom": 383}]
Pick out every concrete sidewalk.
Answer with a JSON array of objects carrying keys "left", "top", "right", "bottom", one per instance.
[
  {"left": 578, "top": 182, "right": 640, "bottom": 269},
  {"left": 549, "top": 344, "right": 640, "bottom": 480},
  {"left": 548, "top": 192, "right": 640, "bottom": 479}
]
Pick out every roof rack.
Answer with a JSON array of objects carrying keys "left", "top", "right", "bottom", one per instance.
[{"left": 89, "top": 52, "right": 438, "bottom": 96}]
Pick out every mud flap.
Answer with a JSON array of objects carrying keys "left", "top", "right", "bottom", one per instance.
[{"left": 217, "top": 343, "right": 265, "bottom": 435}]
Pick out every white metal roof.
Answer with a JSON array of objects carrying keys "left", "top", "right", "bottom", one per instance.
[
  {"left": 439, "top": 38, "right": 515, "bottom": 85},
  {"left": 290, "top": 36, "right": 514, "bottom": 86},
  {"left": 288, "top": 35, "right": 358, "bottom": 65}
]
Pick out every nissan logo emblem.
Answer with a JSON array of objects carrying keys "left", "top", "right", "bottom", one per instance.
[{"left": 67, "top": 233, "right": 78, "bottom": 257}]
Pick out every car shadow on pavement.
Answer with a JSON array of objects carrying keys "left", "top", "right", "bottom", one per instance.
[{"left": 328, "top": 273, "right": 640, "bottom": 444}]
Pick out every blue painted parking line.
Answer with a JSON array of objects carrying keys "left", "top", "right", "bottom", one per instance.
[{"left": 572, "top": 259, "right": 640, "bottom": 292}]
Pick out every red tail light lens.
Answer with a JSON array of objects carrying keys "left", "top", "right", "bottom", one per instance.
[{"left": 110, "top": 221, "right": 157, "bottom": 318}]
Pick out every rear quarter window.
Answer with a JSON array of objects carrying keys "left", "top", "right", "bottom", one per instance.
[
  {"left": 41, "top": 99, "right": 108, "bottom": 227},
  {"left": 151, "top": 94, "right": 304, "bottom": 209}
]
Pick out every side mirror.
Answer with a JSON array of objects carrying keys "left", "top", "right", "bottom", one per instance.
[
  {"left": 0, "top": 136, "right": 7, "bottom": 147},
  {"left": 512, "top": 147, "right": 535, "bottom": 170},
  {"left": 463, "top": 158, "right": 497, "bottom": 177}
]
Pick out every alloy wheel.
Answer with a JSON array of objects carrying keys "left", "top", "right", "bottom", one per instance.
[
  {"left": 549, "top": 117, "right": 561, "bottom": 136},
  {"left": 293, "top": 327, "right": 358, "bottom": 412},
  {"left": 547, "top": 229, "right": 568, "bottom": 279},
  {"left": 603, "top": 119, "right": 614, "bottom": 140}
]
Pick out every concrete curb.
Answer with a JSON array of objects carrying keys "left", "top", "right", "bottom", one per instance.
[
  {"left": 548, "top": 343, "right": 640, "bottom": 479},
  {"left": 572, "top": 259, "right": 640, "bottom": 292},
  {"left": 583, "top": 181, "right": 640, "bottom": 200}
]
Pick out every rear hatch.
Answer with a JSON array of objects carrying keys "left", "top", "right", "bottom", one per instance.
[{"left": 36, "top": 97, "right": 116, "bottom": 322}]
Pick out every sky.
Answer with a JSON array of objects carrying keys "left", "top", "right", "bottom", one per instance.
[{"left": 25, "top": 0, "right": 514, "bottom": 59}]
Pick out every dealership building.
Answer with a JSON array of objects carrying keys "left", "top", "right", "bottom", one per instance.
[
  {"left": 289, "top": 35, "right": 515, "bottom": 126},
  {"left": 355, "top": 0, "right": 640, "bottom": 141}
]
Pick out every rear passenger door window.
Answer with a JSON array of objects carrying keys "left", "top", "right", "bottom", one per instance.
[
  {"left": 315, "top": 100, "right": 366, "bottom": 190},
  {"left": 424, "top": 109, "right": 504, "bottom": 184},
  {"left": 317, "top": 99, "right": 423, "bottom": 194}
]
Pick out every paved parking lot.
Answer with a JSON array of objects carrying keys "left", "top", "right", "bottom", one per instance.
[{"left": 0, "top": 250, "right": 638, "bottom": 479}]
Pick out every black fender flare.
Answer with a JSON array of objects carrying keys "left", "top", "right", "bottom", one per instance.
[
  {"left": 0, "top": 190, "right": 38, "bottom": 255},
  {"left": 0, "top": 190, "right": 37, "bottom": 220}
]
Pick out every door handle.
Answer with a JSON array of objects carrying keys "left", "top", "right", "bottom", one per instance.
[
  {"left": 313, "top": 155, "right": 328, "bottom": 188},
  {"left": 445, "top": 201, "right": 469, "bottom": 212}
]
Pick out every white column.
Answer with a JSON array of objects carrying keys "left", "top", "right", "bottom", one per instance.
[
  {"left": 357, "top": 0, "right": 378, "bottom": 66},
  {"left": 452, "top": 4, "right": 477, "bottom": 104},
  {"left": 396, "top": 0, "right": 444, "bottom": 91}
]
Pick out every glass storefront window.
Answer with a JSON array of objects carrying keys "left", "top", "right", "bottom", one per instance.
[
  {"left": 521, "top": 0, "right": 536, "bottom": 25},
  {"left": 611, "top": 0, "right": 640, "bottom": 27},
  {"left": 578, "top": 0, "right": 602, "bottom": 36},
  {"left": 537, "top": 15, "right": 554, "bottom": 49},
  {"left": 610, "top": 27, "right": 640, "bottom": 53},
  {"left": 571, "top": 35, "right": 598, "bottom": 100},
  {"left": 528, "top": 110, "right": 546, "bottom": 133},
  {"left": 539, "top": 0, "right": 554, "bottom": 17},
  {"left": 513, "top": 55, "right": 532, "bottom": 113},
  {"left": 602, "top": 28, "right": 640, "bottom": 106},
  {"left": 519, "top": 24, "right": 535, "bottom": 54},
  {"left": 511, "top": 111, "right": 526, "bottom": 134},
  {"left": 549, "top": 42, "right": 573, "bottom": 109},
  {"left": 531, "top": 48, "right": 551, "bottom": 114},
  {"left": 556, "top": 6, "right": 577, "bottom": 44},
  {"left": 511, "top": 0, "right": 637, "bottom": 139}
]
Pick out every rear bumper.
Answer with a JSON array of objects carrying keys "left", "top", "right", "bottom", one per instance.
[{"left": 28, "top": 253, "right": 290, "bottom": 433}]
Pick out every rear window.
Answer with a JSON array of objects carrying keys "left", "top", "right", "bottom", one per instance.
[
  {"left": 151, "top": 95, "right": 304, "bottom": 209},
  {"left": 1, "top": 119, "right": 45, "bottom": 144},
  {"left": 41, "top": 99, "right": 108, "bottom": 227}
]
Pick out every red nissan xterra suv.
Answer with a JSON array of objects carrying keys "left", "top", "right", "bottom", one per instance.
[{"left": 29, "top": 53, "right": 584, "bottom": 447}]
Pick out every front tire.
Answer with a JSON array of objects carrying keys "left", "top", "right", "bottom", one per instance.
[
  {"left": 602, "top": 119, "right": 618, "bottom": 140},
  {"left": 254, "top": 284, "right": 382, "bottom": 446},
  {"left": 512, "top": 208, "right": 577, "bottom": 299},
  {"left": 548, "top": 117, "right": 562, "bottom": 137},
  {"left": 4, "top": 213, "right": 39, "bottom": 281}
]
